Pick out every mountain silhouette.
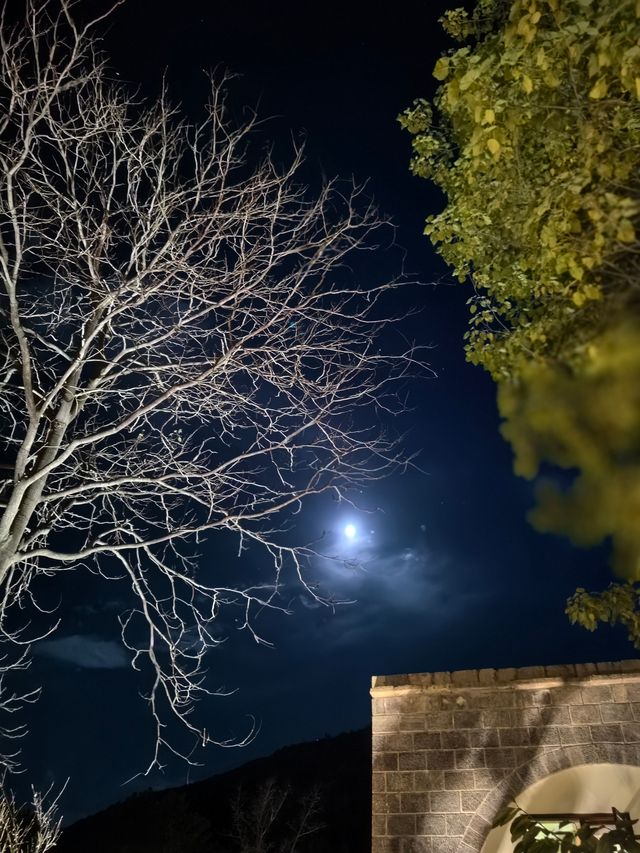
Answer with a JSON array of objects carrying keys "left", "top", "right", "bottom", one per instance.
[{"left": 57, "top": 728, "right": 371, "bottom": 852}]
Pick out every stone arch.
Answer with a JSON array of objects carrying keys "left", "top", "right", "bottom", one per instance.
[{"left": 461, "top": 742, "right": 640, "bottom": 853}]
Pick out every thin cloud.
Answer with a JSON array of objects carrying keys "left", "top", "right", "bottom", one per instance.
[{"left": 37, "top": 634, "right": 129, "bottom": 669}]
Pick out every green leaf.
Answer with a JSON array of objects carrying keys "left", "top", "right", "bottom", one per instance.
[{"left": 433, "top": 57, "right": 451, "bottom": 81}]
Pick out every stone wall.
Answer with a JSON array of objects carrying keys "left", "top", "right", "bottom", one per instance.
[{"left": 371, "top": 660, "right": 640, "bottom": 853}]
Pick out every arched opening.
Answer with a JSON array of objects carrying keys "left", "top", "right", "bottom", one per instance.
[{"left": 481, "top": 764, "right": 640, "bottom": 853}]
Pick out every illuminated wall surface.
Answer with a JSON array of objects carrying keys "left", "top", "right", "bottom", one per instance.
[{"left": 370, "top": 662, "right": 640, "bottom": 853}]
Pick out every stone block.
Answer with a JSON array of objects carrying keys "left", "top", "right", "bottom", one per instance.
[
  {"left": 430, "top": 790, "right": 461, "bottom": 813},
  {"left": 373, "top": 772, "right": 386, "bottom": 792},
  {"left": 431, "top": 837, "right": 460, "bottom": 853},
  {"left": 545, "top": 664, "right": 577, "bottom": 679},
  {"left": 414, "top": 732, "right": 443, "bottom": 751},
  {"left": 482, "top": 709, "right": 514, "bottom": 728},
  {"left": 464, "top": 824, "right": 488, "bottom": 848},
  {"left": 612, "top": 684, "right": 628, "bottom": 703},
  {"left": 469, "top": 813, "right": 491, "bottom": 835},
  {"left": 452, "top": 670, "right": 480, "bottom": 687},
  {"left": 373, "top": 838, "right": 401, "bottom": 853},
  {"left": 373, "top": 752, "right": 399, "bottom": 771},
  {"left": 516, "top": 707, "right": 543, "bottom": 727},
  {"left": 496, "top": 668, "right": 517, "bottom": 682},
  {"left": 600, "top": 703, "right": 633, "bottom": 723},
  {"left": 575, "top": 663, "right": 598, "bottom": 677},
  {"left": 400, "top": 715, "right": 428, "bottom": 732},
  {"left": 388, "top": 814, "right": 417, "bottom": 836},
  {"left": 374, "top": 733, "right": 415, "bottom": 753},
  {"left": 516, "top": 689, "right": 551, "bottom": 707},
  {"left": 399, "top": 751, "right": 427, "bottom": 771},
  {"left": 373, "top": 698, "right": 387, "bottom": 715},
  {"left": 516, "top": 666, "right": 546, "bottom": 680},
  {"left": 570, "top": 704, "right": 601, "bottom": 725},
  {"left": 478, "top": 669, "right": 496, "bottom": 684},
  {"left": 619, "top": 660, "right": 640, "bottom": 673},
  {"left": 539, "top": 751, "right": 568, "bottom": 774},
  {"left": 529, "top": 725, "right": 560, "bottom": 745},
  {"left": 469, "top": 693, "right": 512, "bottom": 711},
  {"left": 374, "top": 715, "right": 404, "bottom": 733},
  {"left": 589, "top": 723, "right": 624, "bottom": 742},
  {"left": 595, "top": 661, "right": 620, "bottom": 675},
  {"left": 373, "top": 813, "right": 387, "bottom": 836},
  {"left": 622, "top": 722, "right": 640, "bottom": 743},
  {"left": 401, "top": 793, "right": 430, "bottom": 814},
  {"left": 441, "top": 731, "right": 470, "bottom": 749},
  {"left": 469, "top": 728, "right": 500, "bottom": 748},
  {"left": 455, "top": 749, "right": 486, "bottom": 769},
  {"left": 454, "top": 710, "right": 482, "bottom": 729},
  {"left": 373, "top": 793, "right": 401, "bottom": 814},
  {"left": 513, "top": 747, "right": 538, "bottom": 766},
  {"left": 581, "top": 685, "right": 613, "bottom": 704},
  {"left": 499, "top": 727, "right": 530, "bottom": 747},
  {"left": 461, "top": 791, "right": 486, "bottom": 812},
  {"left": 541, "top": 706, "right": 572, "bottom": 725},
  {"left": 416, "top": 814, "right": 447, "bottom": 836},
  {"left": 400, "top": 839, "right": 432, "bottom": 853},
  {"left": 425, "top": 712, "right": 454, "bottom": 731},
  {"left": 408, "top": 673, "right": 434, "bottom": 687},
  {"left": 474, "top": 768, "right": 508, "bottom": 789},
  {"left": 549, "top": 685, "right": 582, "bottom": 705},
  {"left": 484, "top": 747, "right": 516, "bottom": 768},
  {"left": 413, "top": 770, "right": 445, "bottom": 792},
  {"left": 383, "top": 674, "right": 413, "bottom": 687},
  {"left": 426, "top": 751, "right": 455, "bottom": 770},
  {"left": 446, "top": 813, "right": 470, "bottom": 835},
  {"left": 559, "top": 725, "right": 591, "bottom": 745},
  {"left": 444, "top": 770, "right": 476, "bottom": 790},
  {"left": 387, "top": 772, "right": 417, "bottom": 792},
  {"left": 386, "top": 696, "right": 428, "bottom": 715}
]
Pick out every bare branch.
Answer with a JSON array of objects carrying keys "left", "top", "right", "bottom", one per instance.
[{"left": 0, "top": 0, "right": 426, "bottom": 772}]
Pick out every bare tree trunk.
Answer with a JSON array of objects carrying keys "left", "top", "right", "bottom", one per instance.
[{"left": 0, "top": 0, "right": 423, "bottom": 771}]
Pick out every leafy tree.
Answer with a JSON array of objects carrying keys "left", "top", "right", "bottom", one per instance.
[{"left": 400, "top": 0, "right": 640, "bottom": 640}]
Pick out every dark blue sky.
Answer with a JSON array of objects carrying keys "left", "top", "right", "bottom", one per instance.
[{"left": 13, "top": 0, "right": 633, "bottom": 825}]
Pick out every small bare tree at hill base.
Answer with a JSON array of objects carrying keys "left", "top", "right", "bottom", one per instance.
[
  {"left": 0, "top": 0, "right": 422, "bottom": 774},
  {"left": 0, "top": 784, "right": 62, "bottom": 853},
  {"left": 229, "top": 779, "right": 323, "bottom": 853}
]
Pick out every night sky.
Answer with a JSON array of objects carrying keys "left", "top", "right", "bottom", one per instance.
[{"left": 12, "top": 0, "right": 635, "bottom": 825}]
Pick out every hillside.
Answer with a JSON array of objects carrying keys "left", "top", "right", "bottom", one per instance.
[{"left": 56, "top": 728, "right": 371, "bottom": 852}]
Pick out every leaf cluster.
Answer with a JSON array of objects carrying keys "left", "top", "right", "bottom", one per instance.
[
  {"left": 493, "top": 804, "right": 640, "bottom": 853},
  {"left": 400, "top": 0, "right": 640, "bottom": 378},
  {"left": 400, "top": 0, "right": 640, "bottom": 619},
  {"left": 567, "top": 582, "right": 640, "bottom": 648}
]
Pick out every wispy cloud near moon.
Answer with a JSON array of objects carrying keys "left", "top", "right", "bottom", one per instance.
[{"left": 37, "top": 634, "right": 129, "bottom": 669}]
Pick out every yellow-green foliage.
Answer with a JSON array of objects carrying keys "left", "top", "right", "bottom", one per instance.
[
  {"left": 401, "top": 0, "right": 640, "bottom": 377},
  {"left": 402, "top": 0, "right": 640, "bottom": 636},
  {"left": 500, "top": 324, "right": 640, "bottom": 579}
]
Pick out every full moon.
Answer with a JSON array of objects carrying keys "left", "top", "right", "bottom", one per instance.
[{"left": 344, "top": 524, "right": 357, "bottom": 540}]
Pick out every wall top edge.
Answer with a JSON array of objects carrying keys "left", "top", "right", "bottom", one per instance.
[{"left": 370, "top": 659, "right": 640, "bottom": 693}]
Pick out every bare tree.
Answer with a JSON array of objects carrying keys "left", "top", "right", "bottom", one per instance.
[
  {"left": 229, "top": 778, "right": 323, "bottom": 853},
  {"left": 0, "top": 0, "right": 419, "bottom": 770},
  {"left": 0, "top": 783, "right": 62, "bottom": 853}
]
